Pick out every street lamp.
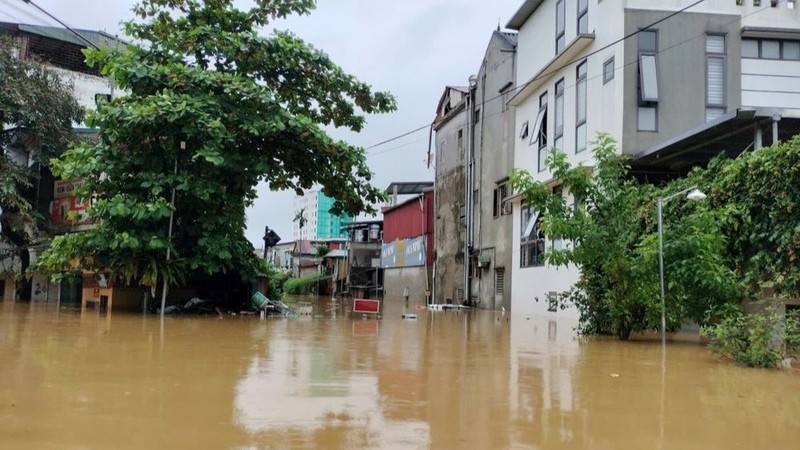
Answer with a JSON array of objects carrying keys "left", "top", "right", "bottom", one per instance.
[{"left": 657, "top": 186, "right": 706, "bottom": 346}]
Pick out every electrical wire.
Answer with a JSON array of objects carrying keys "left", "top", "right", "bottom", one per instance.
[
  {"left": 368, "top": 0, "right": 785, "bottom": 157},
  {"left": 19, "top": 0, "right": 100, "bottom": 49}
]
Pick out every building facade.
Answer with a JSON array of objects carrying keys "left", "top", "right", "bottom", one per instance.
[
  {"left": 382, "top": 189, "right": 434, "bottom": 303},
  {"left": 433, "top": 30, "right": 518, "bottom": 310},
  {"left": 433, "top": 87, "right": 468, "bottom": 305},
  {"left": 292, "top": 190, "right": 352, "bottom": 241},
  {"left": 0, "top": 23, "right": 119, "bottom": 305},
  {"left": 507, "top": 0, "right": 800, "bottom": 317}
]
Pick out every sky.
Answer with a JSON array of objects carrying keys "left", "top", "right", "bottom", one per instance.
[{"left": 0, "top": 0, "right": 522, "bottom": 247}]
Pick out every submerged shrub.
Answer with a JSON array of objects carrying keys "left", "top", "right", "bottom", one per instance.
[
  {"left": 283, "top": 273, "right": 327, "bottom": 295},
  {"left": 702, "top": 306, "right": 800, "bottom": 368}
]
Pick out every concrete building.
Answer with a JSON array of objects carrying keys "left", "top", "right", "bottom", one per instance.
[
  {"left": 341, "top": 220, "right": 384, "bottom": 299},
  {"left": 433, "top": 88, "right": 468, "bottom": 306},
  {"left": 0, "top": 23, "right": 119, "bottom": 305},
  {"left": 506, "top": 0, "right": 800, "bottom": 317},
  {"left": 433, "top": 30, "right": 518, "bottom": 310},
  {"left": 292, "top": 190, "right": 352, "bottom": 241},
  {"left": 381, "top": 183, "right": 434, "bottom": 302}
]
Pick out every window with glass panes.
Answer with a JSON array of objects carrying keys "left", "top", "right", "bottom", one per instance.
[{"left": 576, "top": 61, "right": 587, "bottom": 153}]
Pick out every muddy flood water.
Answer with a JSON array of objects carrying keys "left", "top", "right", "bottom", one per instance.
[{"left": 2, "top": 296, "right": 799, "bottom": 449}]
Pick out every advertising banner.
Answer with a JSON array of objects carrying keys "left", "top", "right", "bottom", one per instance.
[{"left": 381, "top": 236, "right": 426, "bottom": 268}]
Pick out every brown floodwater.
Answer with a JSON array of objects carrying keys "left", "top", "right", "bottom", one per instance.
[{"left": 1, "top": 296, "right": 799, "bottom": 449}]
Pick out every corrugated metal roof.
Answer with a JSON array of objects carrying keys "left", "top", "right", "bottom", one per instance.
[{"left": 17, "top": 23, "right": 127, "bottom": 50}]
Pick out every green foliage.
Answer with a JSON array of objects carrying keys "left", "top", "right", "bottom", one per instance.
[
  {"left": 690, "top": 135, "right": 800, "bottom": 297},
  {"left": 0, "top": 37, "right": 83, "bottom": 247},
  {"left": 283, "top": 273, "right": 327, "bottom": 295},
  {"left": 511, "top": 134, "right": 740, "bottom": 340},
  {"left": 702, "top": 306, "right": 800, "bottom": 368},
  {"left": 263, "top": 263, "right": 290, "bottom": 297},
  {"left": 315, "top": 245, "right": 330, "bottom": 258},
  {"left": 35, "top": 0, "right": 395, "bottom": 289}
]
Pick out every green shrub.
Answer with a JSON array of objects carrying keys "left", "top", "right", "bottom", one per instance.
[
  {"left": 283, "top": 273, "right": 327, "bottom": 295},
  {"left": 701, "top": 306, "right": 800, "bottom": 368}
]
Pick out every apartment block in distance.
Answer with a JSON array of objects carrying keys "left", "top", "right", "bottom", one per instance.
[{"left": 292, "top": 190, "right": 352, "bottom": 241}]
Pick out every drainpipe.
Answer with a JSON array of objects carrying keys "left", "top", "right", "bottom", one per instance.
[{"left": 465, "top": 76, "right": 477, "bottom": 305}]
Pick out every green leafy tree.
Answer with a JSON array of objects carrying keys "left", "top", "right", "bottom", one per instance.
[
  {"left": 694, "top": 135, "right": 800, "bottom": 297},
  {"left": 0, "top": 37, "right": 83, "bottom": 277},
  {"left": 511, "top": 134, "right": 740, "bottom": 339},
  {"left": 35, "top": 0, "right": 395, "bottom": 293}
]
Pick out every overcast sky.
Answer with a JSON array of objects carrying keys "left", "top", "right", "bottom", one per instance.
[{"left": 0, "top": 0, "right": 521, "bottom": 247}]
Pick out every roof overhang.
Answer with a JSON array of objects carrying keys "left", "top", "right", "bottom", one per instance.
[
  {"left": 741, "top": 26, "right": 800, "bottom": 40},
  {"left": 506, "top": 0, "right": 546, "bottom": 30},
  {"left": 384, "top": 182, "right": 434, "bottom": 196},
  {"left": 509, "top": 34, "right": 595, "bottom": 107},
  {"left": 632, "top": 109, "right": 800, "bottom": 173}
]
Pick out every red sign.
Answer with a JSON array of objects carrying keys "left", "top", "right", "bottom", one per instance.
[{"left": 353, "top": 298, "right": 380, "bottom": 314}]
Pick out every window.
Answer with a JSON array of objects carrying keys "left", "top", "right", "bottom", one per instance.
[
  {"left": 535, "top": 92, "right": 548, "bottom": 172},
  {"left": 494, "top": 182, "right": 510, "bottom": 218},
  {"left": 638, "top": 107, "right": 657, "bottom": 132},
  {"left": 639, "top": 54, "right": 659, "bottom": 102},
  {"left": 638, "top": 30, "right": 658, "bottom": 131},
  {"left": 603, "top": 57, "right": 615, "bottom": 84},
  {"left": 576, "top": 61, "right": 588, "bottom": 153},
  {"left": 520, "top": 121, "right": 529, "bottom": 140},
  {"left": 706, "top": 34, "right": 726, "bottom": 122},
  {"left": 551, "top": 186, "right": 564, "bottom": 251},
  {"left": 520, "top": 205, "right": 545, "bottom": 268},
  {"left": 547, "top": 292, "right": 558, "bottom": 312},
  {"left": 495, "top": 268, "right": 505, "bottom": 296},
  {"left": 742, "top": 38, "right": 800, "bottom": 60},
  {"left": 554, "top": 79, "right": 565, "bottom": 152},
  {"left": 556, "top": 0, "right": 566, "bottom": 54},
  {"left": 457, "top": 129, "right": 463, "bottom": 149},
  {"left": 577, "top": 0, "right": 588, "bottom": 34},
  {"left": 474, "top": 108, "right": 481, "bottom": 124}
]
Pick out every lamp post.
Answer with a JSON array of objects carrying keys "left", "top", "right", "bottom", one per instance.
[{"left": 657, "top": 186, "right": 706, "bottom": 346}]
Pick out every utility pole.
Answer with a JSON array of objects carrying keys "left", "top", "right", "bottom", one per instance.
[{"left": 160, "top": 141, "right": 183, "bottom": 317}]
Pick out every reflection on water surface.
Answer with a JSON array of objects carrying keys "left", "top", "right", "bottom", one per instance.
[{"left": 1, "top": 297, "right": 798, "bottom": 449}]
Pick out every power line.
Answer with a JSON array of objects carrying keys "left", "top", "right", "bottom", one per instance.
[
  {"left": 0, "top": 0, "right": 50, "bottom": 26},
  {"left": 20, "top": 0, "right": 100, "bottom": 49},
  {"left": 366, "top": 0, "right": 708, "bottom": 151}
]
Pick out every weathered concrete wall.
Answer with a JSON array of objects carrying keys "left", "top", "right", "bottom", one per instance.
[
  {"left": 434, "top": 103, "right": 467, "bottom": 305},
  {"left": 470, "top": 31, "right": 517, "bottom": 311},
  {"left": 384, "top": 266, "right": 430, "bottom": 304}
]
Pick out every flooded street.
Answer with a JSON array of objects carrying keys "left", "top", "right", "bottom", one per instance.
[{"left": 2, "top": 297, "right": 799, "bottom": 449}]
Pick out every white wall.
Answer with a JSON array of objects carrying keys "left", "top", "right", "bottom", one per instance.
[
  {"left": 50, "top": 66, "right": 114, "bottom": 127},
  {"left": 511, "top": 0, "right": 625, "bottom": 316},
  {"left": 741, "top": 59, "right": 800, "bottom": 115},
  {"left": 625, "top": 0, "right": 799, "bottom": 27}
]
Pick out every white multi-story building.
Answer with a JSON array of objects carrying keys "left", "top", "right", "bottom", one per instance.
[
  {"left": 292, "top": 190, "right": 352, "bottom": 241},
  {"left": 507, "top": 0, "right": 800, "bottom": 317}
]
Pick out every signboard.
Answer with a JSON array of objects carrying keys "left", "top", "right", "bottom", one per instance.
[
  {"left": 381, "top": 236, "right": 426, "bottom": 268},
  {"left": 353, "top": 298, "right": 381, "bottom": 314},
  {"left": 52, "top": 179, "right": 95, "bottom": 231}
]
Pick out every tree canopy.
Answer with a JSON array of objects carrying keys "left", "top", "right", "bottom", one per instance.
[
  {"left": 511, "top": 134, "right": 740, "bottom": 340},
  {"left": 35, "top": 0, "right": 396, "bottom": 291},
  {"left": 0, "top": 37, "right": 83, "bottom": 255}
]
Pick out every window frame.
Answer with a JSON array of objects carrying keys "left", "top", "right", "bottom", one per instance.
[
  {"left": 576, "top": 60, "right": 588, "bottom": 153},
  {"left": 536, "top": 91, "right": 548, "bottom": 172},
  {"left": 553, "top": 78, "right": 565, "bottom": 152},
  {"left": 705, "top": 34, "right": 727, "bottom": 122},
  {"left": 603, "top": 57, "right": 615, "bottom": 84},
  {"left": 577, "top": 0, "right": 589, "bottom": 34},
  {"left": 520, "top": 204, "right": 545, "bottom": 268},
  {"left": 555, "top": 0, "right": 566, "bottom": 55},
  {"left": 637, "top": 29, "right": 659, "bottom": 132},
  {"left": 742, "top": 38, "right": 800, "bottom": 61}
]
